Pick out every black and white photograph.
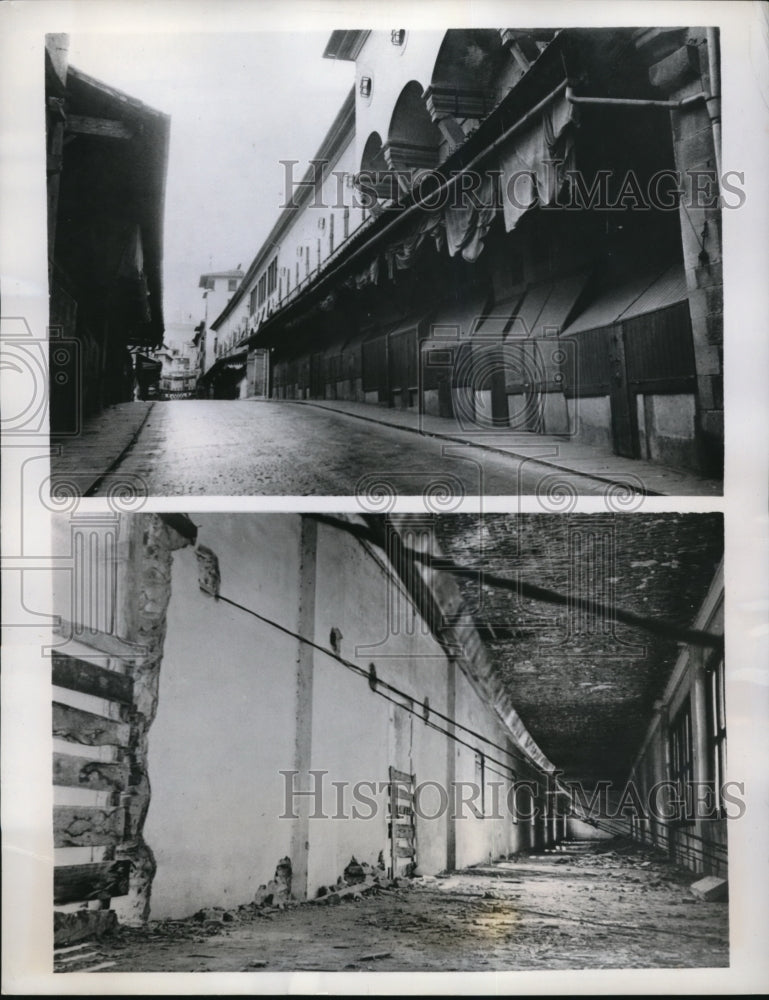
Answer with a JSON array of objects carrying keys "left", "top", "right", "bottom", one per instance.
[
  {"left": 44, "top": 21, "right": 729, "bottom": 500},
  {"left": 47, "top": 511, "right": 726, "bottom": 972},
  {"left": 1, "top": 1, "right": 768, "bottom": 996}
]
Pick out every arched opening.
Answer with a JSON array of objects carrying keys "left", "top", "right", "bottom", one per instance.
[
  {"left": 360, "top": 130, "right": 386, "bottom": 175},
  {"left": 431, "top": 29, "right": 506, "bottom": 93},
  {"left": 358, "top": 130, "right": 397, "bottom": 202},
  {"left": 384, "top": 81, "right": 441, "bottom": 176},
  {"left": 425, "top": 30, "right": 507, "bottom": 156}
]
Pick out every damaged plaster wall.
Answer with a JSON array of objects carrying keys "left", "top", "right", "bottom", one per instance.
[
  {"left": 138, "top": 513, "right": 537, "bottom": 918},
  {"left": 50, "top": 512, "right": 195, "bottom": 928},
  {"left": 142, "top": 514, "right": 304, "bottom": 919},
  {"left": 307, "top": 516, "right": 453, "bottom": 889},
  {"left": 112, "top": 513, "right": 194, "bottom": 924}
]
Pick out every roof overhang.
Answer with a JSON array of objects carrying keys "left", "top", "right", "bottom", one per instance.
[
  {"left": 323, "top": 30, "right": 371, "bottom": 61},
  {"left": 50, "top": 59, "right": 170, "bottom": 349}
]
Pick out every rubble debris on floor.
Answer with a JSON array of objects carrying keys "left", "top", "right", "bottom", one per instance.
[{"left": 55, "top": 840, "right": 728, "bottom": 973}]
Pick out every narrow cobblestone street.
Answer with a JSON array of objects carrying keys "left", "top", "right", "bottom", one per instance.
[{"left": 51, "top": 399, "right": 721, "bottom": 498}]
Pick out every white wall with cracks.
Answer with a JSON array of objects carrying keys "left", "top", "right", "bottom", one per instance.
[{"left": 138, "top": 512, "right": 548, "bottom": 918}]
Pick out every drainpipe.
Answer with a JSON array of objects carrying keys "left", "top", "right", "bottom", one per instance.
[
  {"left": 565, "top": 63, "right": 722, "bottom": 191},
  {"left": 565, "top": 85, "right": 710, "bottom": 112},
  {"left": 705, "top": 28, "right": 722, "bottom": 182}
]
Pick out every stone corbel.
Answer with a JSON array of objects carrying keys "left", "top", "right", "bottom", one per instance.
[{"left": 424, "top": 84, "right": 494, "bottom": 124}]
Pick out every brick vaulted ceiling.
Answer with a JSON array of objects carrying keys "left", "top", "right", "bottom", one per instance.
[{"left": 433, "top": 514, "right": 724, "bottom": 787}]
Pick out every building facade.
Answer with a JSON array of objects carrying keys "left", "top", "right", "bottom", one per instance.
[
  {"left": 207, "top": 28, "right": 724, "bottom": 477},
  {"left": 195, "top": 267, "right": 245, "bottom": 397},
  {"left": 625, "top": 560, "right": 726, "bottom": 877},
  {"left": 151, "top": 321, "right": 200, "bottom": 400},
  {"left": 45, "top": 34, "right": 169, "bottom": 434}
]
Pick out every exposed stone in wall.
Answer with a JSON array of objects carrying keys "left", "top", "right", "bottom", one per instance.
[
  {"left": 115, "top": 513, "right": 194, "bottom": 925},
  {"left": 253, "top": 857, "right": 293, "bottom": 907},
  {"left": 647, "top": 30, "right": 723, "bottom": 475}
]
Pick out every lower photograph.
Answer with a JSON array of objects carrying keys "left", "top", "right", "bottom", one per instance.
[{"left": 50, "top": 511, "right": 727, "bottom": 972}]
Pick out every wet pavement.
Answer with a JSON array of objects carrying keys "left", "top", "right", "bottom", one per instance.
[
  {"left": 51, "top": 400, "right": 721, "bottom": 499},
  {"left": 57, "top": 839, "right": 729, "bottom": 973}
]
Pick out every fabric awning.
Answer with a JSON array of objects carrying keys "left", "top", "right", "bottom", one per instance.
[
  {"left": 134, "top": 353, "right": 162, "bottom": 373},
  {"left": 473, "top": 272, "right": 589, "bottom": 340},
  {"left": 426, "top": 288, "right": 493, "bottom": 344},
  {"left": 620, "top": 264, "right": 689, "bottom": 321},
  {"left": 497, "top": 89, "right": 578, "bottom": 233},
  {"left": 475, "top": 294, "right": 524, "bottom": 337},
  {"left": 563, "top": 263, "right": 687, "bottom": 335},
  {"left": 511, "top": 270, "right": 590, "bottom": 339}
]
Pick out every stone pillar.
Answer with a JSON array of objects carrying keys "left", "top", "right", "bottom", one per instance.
[
  {"left": 643, "top": 29, "right": 723, "bottom": 475},
  {"left": 288, "top": 516, "right": 319, "bottom": 900},
  {"left": 445, "top": 659, "right": 457, "bottom": 872},
  {"left": 690, "top": 652, "right": 710, "bottom": 873},
  {"left": 113, "top": 513, "right": 195, "bottom": 924}
]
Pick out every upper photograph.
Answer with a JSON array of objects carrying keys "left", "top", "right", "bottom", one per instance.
[{"left": 46, "top": 27, "right": 726, "bottom": 499}]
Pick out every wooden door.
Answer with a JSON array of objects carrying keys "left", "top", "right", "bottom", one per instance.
[
  {"left": 608, "top": 325, "right": 638, "bottom": 458},
  {"left": 388, "top": 766, "right": 417, "bottom": 878}
]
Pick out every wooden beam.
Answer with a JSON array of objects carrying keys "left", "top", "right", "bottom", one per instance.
[
  {"left": 53, "top": 753, "right": 130, "bottom": 792},
  {"left": 54, "top": 861, "right": 130, "bottom": 905},
  {"left": 394, "top": 843, "right": 416, "bottom": 858},
  {"left": 52, "top": 652, "right": 134, "bottom": 704},
  {"left": 53, "top": 620, "right": 148, "bottom": 662},
  {"left": 393, "top": 822, "right": 415, "bottom": 839},
  {"left": 65, "top": 114, "right": 133, "bottom": 140},
  {"left": 53, "top": 805, "right": 125, "bottom": 847},
  {"left": 53, "top": 703, "right": 131, "bottom": 747}
]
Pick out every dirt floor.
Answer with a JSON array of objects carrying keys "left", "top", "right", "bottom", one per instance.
[{"left": 55, "top": 839, "right": 729, "bottom": 973}]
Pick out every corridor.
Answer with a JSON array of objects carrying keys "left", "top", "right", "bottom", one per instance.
[{"left": 57, "top": 839, "right": 728, "bottom": 973}]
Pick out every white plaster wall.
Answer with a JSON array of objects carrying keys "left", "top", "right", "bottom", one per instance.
[
  {"left": 144, "top": 514, "right": 303, "bottom": 919},
  {"left": 141, "top": 514, "right": 536, "bottom": 913},
  {"left": 354, "top": 31, "right": 446, "bottom": 169},
  {"left": 307, "top": 520, "right": 452, "bottom": 890},
  {"left": 452, "top": 667, "right": 516, "bottom": 869},
  {"left": 645, "top": 392, "right": 697, "bottom": 469},
  {"left": 226, "top": 138, "right": 367, "bottom": 358},
  {"left": 567, "top": 395, "right": 613, "bottom": 450}
]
